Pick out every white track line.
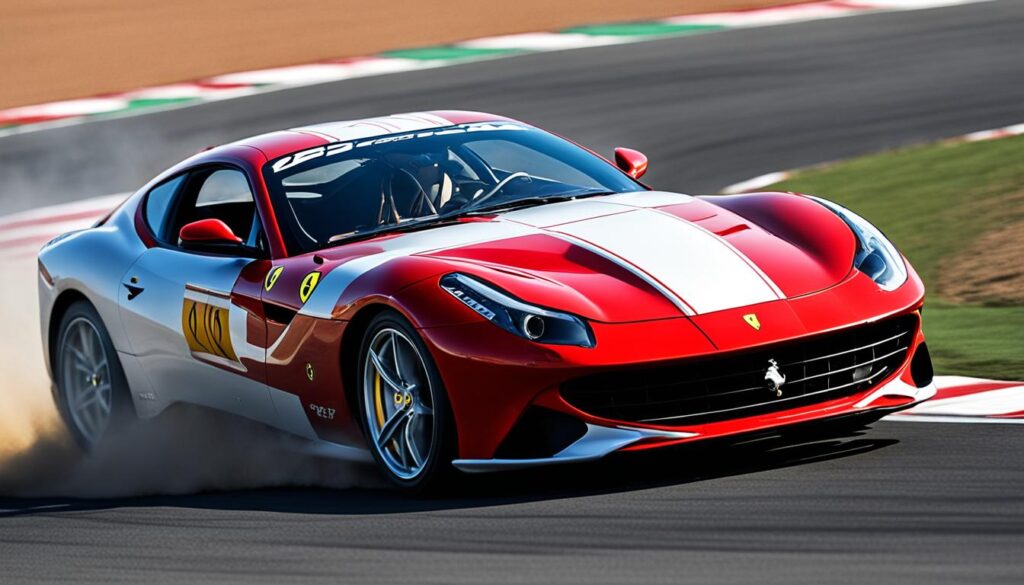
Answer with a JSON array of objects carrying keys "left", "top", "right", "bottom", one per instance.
[
  {"left": 0, "top": 0, "right": 996, "bottom": 138},
  {"left": 720, "top": 121, "right": 1024, "bottom": 194}
]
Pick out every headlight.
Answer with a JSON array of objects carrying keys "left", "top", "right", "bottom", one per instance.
[
  {"left": 810, "top": 196, "right": 907, "bottom": 291},
  {"left": 440, "top": 273, "right": 595, "bottom": 347}
]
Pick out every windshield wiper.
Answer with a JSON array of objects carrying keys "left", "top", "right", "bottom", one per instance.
[
  {"left": 326, "top": 190, "right": 618, "bottom": 246},
  {"left": 326, "top": 215, "right": 460, "bottom": 245},
  {"left": 458, "top": 190, "right": 617, "bottom": 216}
]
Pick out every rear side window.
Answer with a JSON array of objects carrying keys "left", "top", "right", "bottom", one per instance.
[{"left": 144, "top": 175, "right": 186, "bottom": 240}]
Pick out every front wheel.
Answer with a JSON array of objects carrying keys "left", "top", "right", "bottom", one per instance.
[
  {"left": 357, "top": 311, "right": 455, "bottom": 492},
  {"left": 53, "top": 300, "right": 133, "bottom": 450}
]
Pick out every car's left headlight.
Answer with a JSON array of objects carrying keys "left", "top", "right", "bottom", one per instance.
[
  {"left": 440, "top": 273, "right": 595, "bottom": 347},
  {"left": 810, "top": 196, "right": 907, "bottom": 291}
]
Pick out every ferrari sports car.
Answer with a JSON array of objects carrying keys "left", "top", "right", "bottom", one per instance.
[{"left": 38, "top": 111, "right": 936, "bottom": 490}]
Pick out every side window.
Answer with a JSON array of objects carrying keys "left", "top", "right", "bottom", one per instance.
[
  {"left": 196, "top": 170, "right": 255, "bottom": 208},
  {"left": 168, "top": 168, "right": 258, "bottom": 245},
  {"left": 143, "top": 175, "right": 186, "bottom": 241}
]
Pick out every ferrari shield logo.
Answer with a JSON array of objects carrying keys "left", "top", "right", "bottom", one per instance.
[
  {"left": 264, "top": 266, "right": 284, "bottom": 292},
  {"left": 299, "top": 271, "right": 321, "bottom": 303},
  {"left": 743, "top": 313, "right": 761, "bottom": 331}
]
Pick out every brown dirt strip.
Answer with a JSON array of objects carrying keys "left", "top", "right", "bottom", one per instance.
[
  {"left": 0, "top": 0, "right": 791, "bottom": 110},
  {"left": 938, "top": 212, "right": 1024, "bottom": 305}
]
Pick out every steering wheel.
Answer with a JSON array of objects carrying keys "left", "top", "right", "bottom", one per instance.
[
  {"left": 385, "top": 167, "right": 438, "bottom": 221},
  {"left": 466, "top": 172, "right": 533, "bottom": 210}
]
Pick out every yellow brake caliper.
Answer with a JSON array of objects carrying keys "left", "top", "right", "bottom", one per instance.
[{"left": 374, "top": 373, "right": 385, "bottom": 427}]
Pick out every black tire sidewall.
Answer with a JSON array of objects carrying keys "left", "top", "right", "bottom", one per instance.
[
  {"left": 357, "top": 310, "right": 456, "bottom": 493},
  {"left": 54, "top": 300, "right": 132, "bottom": 451}
]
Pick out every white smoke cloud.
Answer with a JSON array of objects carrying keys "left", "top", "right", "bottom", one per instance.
[{"left": 0, "top": 252, "right": 379, "bottom": 499}]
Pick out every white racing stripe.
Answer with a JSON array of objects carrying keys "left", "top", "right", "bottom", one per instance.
[
  {"left": 293, "top": 113, "right": 452, "bottom": 142},
  {"left": 303, "top": 193, "right": 785, "bottom": 318},
  {"left": 549, "top": 208, "right": 781, "bottom": 315},
  {"left": 299, "top": 219, "right": 538, "bottom": 318}
]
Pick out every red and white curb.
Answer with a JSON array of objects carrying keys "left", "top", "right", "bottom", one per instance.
[
  {"left": 890, "top": 377, "right": 1024, "bottom": 424},
  {"left": 2, "top": 197, "right": 1020, "bottom": 425},
  {"left": 720, "top": 121, "right": 1024, "bottom": 194},
  {"left": 0, "top": 0, "right": 992, "bottom": 137},
  {"left": 0, "top": 194, "right": 127, "bottom": 259}
]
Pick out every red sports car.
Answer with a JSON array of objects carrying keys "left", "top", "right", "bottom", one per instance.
[{"left": 38, "top": 111, "right": 936, "bottom": 490}]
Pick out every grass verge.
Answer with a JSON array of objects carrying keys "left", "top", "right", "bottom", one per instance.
[{"left": 769, "top": 135, "right": 1024, "bottom": 380}]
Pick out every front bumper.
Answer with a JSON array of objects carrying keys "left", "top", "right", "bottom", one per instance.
[
  {"left": 452, "top": 373, "right": 936, "bottom": 472},
  {"left": 398, "top": 266, "right": 931, "bottom": 467}
]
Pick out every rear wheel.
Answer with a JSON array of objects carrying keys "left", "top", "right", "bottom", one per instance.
[
  {"left": 54, "top": 300, "right": 132, "bottom": 450},
  {"left": 357, "top": 311, "right": 455, "bottom": 492}
]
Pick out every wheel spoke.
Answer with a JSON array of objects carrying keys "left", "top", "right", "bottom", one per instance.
[
  {"left": 364, "top": 326, "right": 434, "bottom": 479},
  {"left": 369, "top": 349, "right": 410, "bottom": 394},
  {"left": 404, "top": 418, "right": 423, "bottom": 468},
  {"left": 376, "top": 405, "right": 409, "bottom": 449},
  {"left": 95, "top": 383, "right": 112, "bottom": 411},
  {"left": 76, "top": 390, "right": 99, "bottom": 411},
  {"left": 60, "top": 317, "right": 114, "bottom": 445},
  {"left": 77, "top": 325, "right": 89, "bottom": 355},
  {"left": 390, "top": 331, "right": 402, "bottom": 383},
  {"left": 67, "top": 345, "right": 90, "bottom": 368}
]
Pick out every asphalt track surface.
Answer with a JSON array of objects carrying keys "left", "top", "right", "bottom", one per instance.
[{"left": 1, "top": 2, "right": 1023, "bottom": 583}]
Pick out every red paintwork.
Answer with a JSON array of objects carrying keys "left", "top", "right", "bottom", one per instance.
[
  {"left": 179, "top": 218, "right": 243, "bottom": 244},
  {"left": 127, "top": 110, "right": 933, "bottom": 463},
  {"left": 614, "top": 147, "right": 649, "bottom": 179}
]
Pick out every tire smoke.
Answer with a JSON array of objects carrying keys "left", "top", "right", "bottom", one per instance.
[{"left": 0, "top": 254, "right": 378, "bottom": 498}]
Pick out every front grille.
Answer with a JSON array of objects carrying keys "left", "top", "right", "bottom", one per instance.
[{"left": 561, "top": 314, "right": 918, "bottom": 426}]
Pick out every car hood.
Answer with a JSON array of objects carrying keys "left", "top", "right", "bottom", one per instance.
[
  {"left": 406, "top": 191, "right": 859, "bottom": 323},
  {"left": 309, "top": 191, "right": 858, "bottom": 324}
]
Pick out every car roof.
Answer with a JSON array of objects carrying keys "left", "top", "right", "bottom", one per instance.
[{"left": 221, "top": 110, "right": 516, "bottom": 162}]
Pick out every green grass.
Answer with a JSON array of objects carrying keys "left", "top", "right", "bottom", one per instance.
[{"left": 769, "top": 135, "right": 1024, "bottom": 380}]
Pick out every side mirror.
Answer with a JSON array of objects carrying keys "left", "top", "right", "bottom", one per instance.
[
  {"left": 179, "top": 219, "right": 257, "bottom": 256},
  {"left": 614, "top": 147, "right": 649, "bottom": 180}
]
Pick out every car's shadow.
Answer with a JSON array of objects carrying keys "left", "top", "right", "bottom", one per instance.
[{"left": 0, "top": 424, "right": 897, "bottom": 518}]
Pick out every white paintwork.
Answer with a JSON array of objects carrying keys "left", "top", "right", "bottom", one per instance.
[
  {"left": 550, "top": 208, "right": 781, "bottom": 314},
  {"left": 117, "top": 247, "right": 277, "bottom": 424},
  {"left": 303, "top": 192, "right": 790, "bottom": 318},
  {"left": 453, "top": 423, "right": 696, "bottom": 472},
  {"left": 855, "top": 376, "right": 937, "bottom": 408},
  {"left": 502, "top": 199, "right": 629, "bottom": 228},
  {"left": 299, "top": 219, "right": 537, "bottom": 318},
  {"left": 598, "top": 191, "right": 695, "bottom": 208},
  {"left": 293, "top": 112, "right": 453, "bottom": 142}
]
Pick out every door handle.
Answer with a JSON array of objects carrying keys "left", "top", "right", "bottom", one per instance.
[{"left": 123, "top": 276, "right": 144, "bottom": 300}]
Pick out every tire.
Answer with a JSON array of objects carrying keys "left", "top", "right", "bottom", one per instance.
[
  {"left": 53, "top": 300, "right": 133, "bottom": 450},
  {"left": 356, "top": 310, "right": 456, "bottom": 493}
]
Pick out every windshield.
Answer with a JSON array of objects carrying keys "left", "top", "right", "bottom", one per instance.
[{"left": 262, "top": 122, "right": 644, "bottom": 253}]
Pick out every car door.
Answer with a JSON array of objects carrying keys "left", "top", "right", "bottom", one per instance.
[{"left": 117, "top": 166, "right": 278, "bottom": 425}]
